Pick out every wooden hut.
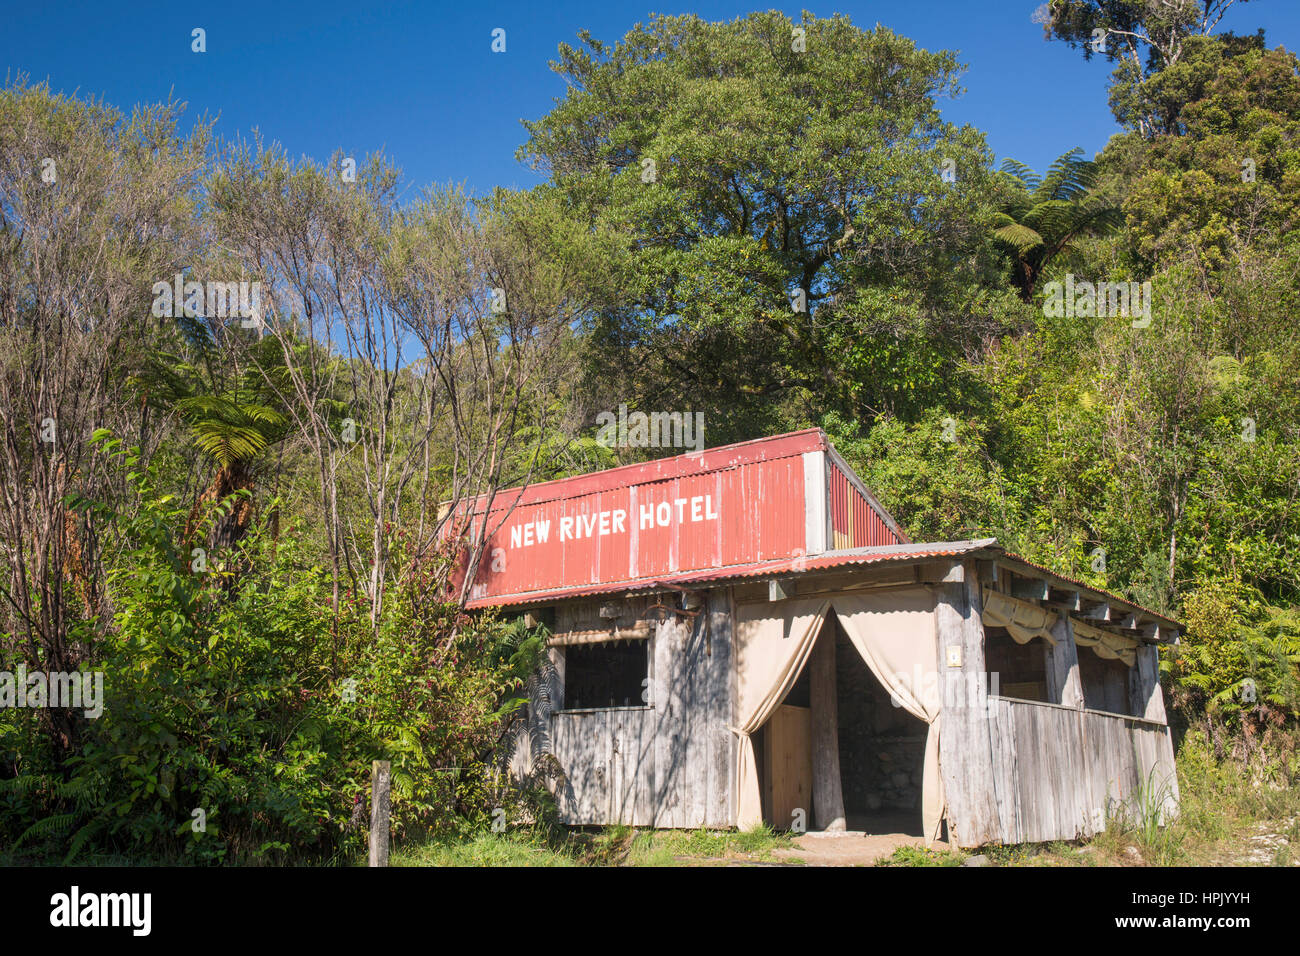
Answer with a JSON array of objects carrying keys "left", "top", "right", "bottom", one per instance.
[{"left": 460, "top": 429, "right": 1180, "bottom": 847}]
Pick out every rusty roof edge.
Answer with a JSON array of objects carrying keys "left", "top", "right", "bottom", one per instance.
[
  {"left": 467, "top": 538, "right": 1183, "bottom": 636},
  {"left": 810, "top": 538, "right": 998, "bottom": 560},
  {"left": 465, "top": 539, "right": 1000, "bottom": 609}
]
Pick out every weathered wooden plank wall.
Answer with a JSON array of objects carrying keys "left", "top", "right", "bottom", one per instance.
[
  {"left": 764, "top": 704, "right": 813, "bottom": 828},
  {"left": 650, "top": 589, "right": 734, "bottom": 827},
  {"left": 983, "top": 696, "right": 1179, "bottom": 845},
  {"left": 540, "top": 589, "right": 735, "bottom": 827},
  {"left": 523, "top": 577, "right": 1178, "bottom": 841}
]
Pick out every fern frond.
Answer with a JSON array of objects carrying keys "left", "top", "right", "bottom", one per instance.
[{"left": 14, "top": 811, "right": 77, "bottom": 848}]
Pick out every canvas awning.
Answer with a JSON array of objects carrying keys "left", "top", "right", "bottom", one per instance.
[
  {"left": 981, "top": 588, "right": 1059, "bottom": 645},
  {"left": 1071, "top": 618, "right": 1138, "bottom": 666}
]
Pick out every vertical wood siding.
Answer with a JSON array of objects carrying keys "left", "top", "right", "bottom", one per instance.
[
  {"left": 543, "top": 590, "right": 735, "bottom": 827},
  {"left": 980, "top": 697, "right": 1180, "bottom": 846}
]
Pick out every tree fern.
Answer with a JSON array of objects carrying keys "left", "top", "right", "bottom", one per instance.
[{"left": 992, "top": 147, "right": 1122, "bottom": 301}]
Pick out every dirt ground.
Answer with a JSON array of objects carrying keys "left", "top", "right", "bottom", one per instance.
[{"left": 773, "top": 827, "right": 946, "bottom": 866}]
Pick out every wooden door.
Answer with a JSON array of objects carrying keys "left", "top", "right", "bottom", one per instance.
[{"left": 763, "top": 704, "right": 813, "bottom": 830}]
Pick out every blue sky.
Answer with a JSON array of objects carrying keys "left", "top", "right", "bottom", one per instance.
[{"left": 2, "top": 1, "right": 1294, "bottom": 198}]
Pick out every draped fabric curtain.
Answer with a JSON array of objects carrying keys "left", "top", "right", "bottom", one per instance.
[
  {"left": 732, "top": 587, "right": 944, "bottom": 842},
  {"left": 732, "top": 598, "right": 831, "bottom": 832},
  {"left": 831, "top": 588, "right": 943, "bottom": 842}
]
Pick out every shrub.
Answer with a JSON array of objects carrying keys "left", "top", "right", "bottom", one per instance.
[{"left": 0, "top": 440, "right": 550, "bottom": 863}]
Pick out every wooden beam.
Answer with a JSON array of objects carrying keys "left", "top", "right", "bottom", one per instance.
[
  {"left": 1129, "top": 644, "right": 1167, "bottom": 723},
  {"left": 809, "top": 629, "right": 846, "bottom": 831},
  {"left": 1044, "top": 615, "right": 1084, "bottom": 709},
  {"left": 768, "top": 579, "right": 788, "bottom": 602},
  {"left": 1113, "top": 612, "right": 1138, "bottom": 630},
  {"left": 1047, "top": 587, "right": 1082, "bottom": 612},
  {"left": 920, "top": 561, "right": 964, "bottom": 584},
  {"left": 1011, "top": 576, "right": 1051, "bottom": 601},
  {"left": 785, "top": 569, "right": 919, "bottom": 597},
  {"left": 369, "top": 760, "right": 391, "bottom": 867},
  {"left": 936, "top": 563, "right": 1002, "bottom": 847},
  {"left": 1082, "top": 601, "right": 1112, "bottom": 622}
]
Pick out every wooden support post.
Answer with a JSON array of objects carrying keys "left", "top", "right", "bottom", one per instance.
[
  {"left": 1129, "top": 643, "right": 1167, "bottom": 722},
  {"left": 369, "top": 760, "right": 391, "bottom": 867},
  {"left": 1044, "top": 614, "right": 1084, "bottom": 709},
  {"left": 936, "top": 564, "right": 1002, "bottom": 847},
  {"left": 809, "top": 627, "right": 846, "bottom": 831}
]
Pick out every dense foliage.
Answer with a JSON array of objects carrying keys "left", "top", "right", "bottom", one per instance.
[
  {"left": 521, "top": 9, "right": 1300, "bottom": 738},
  {"left": 0, "top": 439, "right": 548, "bottom": 862},
  {"left": 2, "top": 5, "right": 1298, "bottom": 862}
]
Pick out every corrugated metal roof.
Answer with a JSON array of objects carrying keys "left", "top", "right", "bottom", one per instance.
[
  {"left": 465, "top": 539, "right": 996, "bottom": 609},
  {"left": 466, "top": 536, "right": 1181, "bottom": 632},
  {"left": 456, "top": 428, "right": 828, "bottom": 511}
]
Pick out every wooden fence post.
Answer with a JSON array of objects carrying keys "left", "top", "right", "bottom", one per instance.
[{"left": 369, "top": 760, "right": 391, "bottom": 867}]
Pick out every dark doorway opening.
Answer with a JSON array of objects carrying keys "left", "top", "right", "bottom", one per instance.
[{"left": 833, "top": 616, "right": 927, "bottom": 837}]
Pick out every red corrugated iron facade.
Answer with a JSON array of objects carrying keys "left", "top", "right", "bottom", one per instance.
[{"left": 451, "top": 429, "right": 904, "bottom": 608}]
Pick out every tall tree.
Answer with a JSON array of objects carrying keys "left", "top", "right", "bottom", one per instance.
[
  {"left": 1038, "top": 0, "right": 1256, "bottom": 136},
  {"left": 0, "top": 80, "right": 207, "bottom": 755},
  {"left": 1099, "top": 34, "right": 1300, "bottom": 273},
  {"left": 521, "top": 11, "right": 1011, "bottom": 436}
]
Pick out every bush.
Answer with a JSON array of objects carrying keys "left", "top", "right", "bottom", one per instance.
[
  {"left": 1174, "top": 581, "right": 1300, "bottom": 732},
  {"left": 0, "top": 441, "right": 550, "bottom": 863}
]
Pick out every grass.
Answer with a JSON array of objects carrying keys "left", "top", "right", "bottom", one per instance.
[
  {"left": 619, "top": 823, "right": 793, "bottom": 866},
  {"left": 389, "top": 823, "right": 793, "bottom": 867},
  {"left": 12, "top": 724, "right": 1296, "bottom": 868},
  {"left": 392, "top": 831, "right": 579, "bottom": 867},
  {"left": 874, "top": 845, "right": 965, "bottom": 866}
]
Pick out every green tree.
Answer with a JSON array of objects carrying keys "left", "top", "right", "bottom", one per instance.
[
  {"left": 991, "top": 147, "right": 1122, "bottom": 301},
  {"left": 1039, "top": 0, "right": 1257, "bottom": 137},
  {"left": 1100, "top": 35, "right": 1300, "bottom": 273},
  {"left": 521, "top": 11, "right": 1009, "bottom": 436},
  {"left": 132, "top": 326, "right": 289, "bottom": 553}
]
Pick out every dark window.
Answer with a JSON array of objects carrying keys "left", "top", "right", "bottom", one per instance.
[
  {"left": 1078, "top": 649, "right": 1133, "bottom": 715},
  {"left": 562, "top": 640, "right": 648, "bottom": 710},
  {"left": 984, "top": 625, "right": 1048, "bottom": 702},
  {"left": 528, "top": 606, "right": 556, "bottom": 630},
  {"left": 509, "top": 607, "right": 555, "bottom": 630}
]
